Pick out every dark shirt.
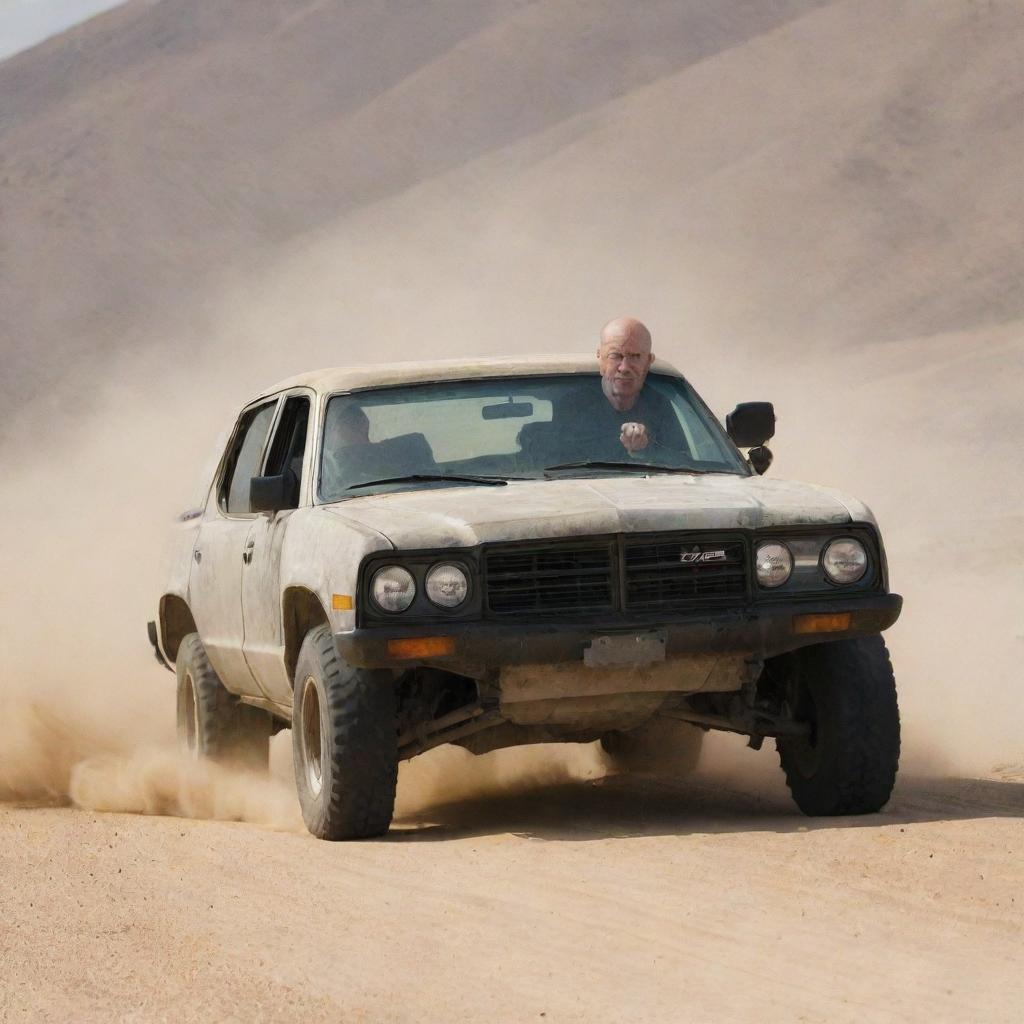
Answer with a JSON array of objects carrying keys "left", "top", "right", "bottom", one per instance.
[{"left": 555, "top": 383, "right": 689, "bottom": 463}]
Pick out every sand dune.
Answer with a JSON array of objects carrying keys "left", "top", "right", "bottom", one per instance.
[{"left": 2, "top": 1, "right": 1022, "bottom": 413}]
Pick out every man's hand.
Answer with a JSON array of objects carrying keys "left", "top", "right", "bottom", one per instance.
[{"left": 620, "top": 422, "right": 650, "bottom": 452}]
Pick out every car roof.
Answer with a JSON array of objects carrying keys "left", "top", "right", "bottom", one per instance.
[{"left": 256, "top": 354, "right": 684, "bottom": 399}]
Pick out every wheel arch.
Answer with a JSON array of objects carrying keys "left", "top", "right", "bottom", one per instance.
[
  {"left": 283, "top": 586, "right": 331, "bottom": 683},
  {"left": 159, "top": 594, "right": 198, "bottom": 663}
]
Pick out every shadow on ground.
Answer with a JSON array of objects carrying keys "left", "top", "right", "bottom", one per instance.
[{"left": 387, "top": 772, "right": 1024, "bottom": 843}]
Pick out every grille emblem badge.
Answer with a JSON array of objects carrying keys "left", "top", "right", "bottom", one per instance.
[{"left": 680, "top": 547, "right": 727, "bottom": 564}]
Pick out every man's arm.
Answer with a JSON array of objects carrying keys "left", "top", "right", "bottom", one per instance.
[{"left": 616, "top": 390, "right": 689, "bottom": 456}]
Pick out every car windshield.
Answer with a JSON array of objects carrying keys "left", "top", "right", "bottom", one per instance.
[{"left": 318, "top": 373, "right": 747, "bottom": 500}]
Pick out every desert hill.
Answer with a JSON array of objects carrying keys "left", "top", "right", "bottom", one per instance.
[
  {"left": 2, "top": 0, "right": 1022, "bottom": 418},
  {"left": 2, "top": 0, "right": 828, "bottom": 402}
]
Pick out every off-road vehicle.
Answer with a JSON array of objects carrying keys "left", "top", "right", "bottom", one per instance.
[{"left": 149, "top": 356, "right": 901, "bottom": 839}]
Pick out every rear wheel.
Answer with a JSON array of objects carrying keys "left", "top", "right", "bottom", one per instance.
[
  {"left": 175, "top": 633, "right": 271, "bottom": 770},
  {"left": 292, "top": 625, "right": 397, "bottom": 840},
  {"left": 776, "top": 635, "right": 900, "bottom": 816},
  {"left": 601, "top": 718, "right": 704, "bottom": 775}
]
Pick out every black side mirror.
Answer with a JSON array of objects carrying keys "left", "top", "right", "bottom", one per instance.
[
  {"left": 726, "top": 402, "right": 776, "bottom": 448},
  {"left": 250, "top": 469, "right": 299, "bottom": 513}
]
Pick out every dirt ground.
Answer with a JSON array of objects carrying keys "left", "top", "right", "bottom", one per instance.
[{"left": 2, "top": 757, "right": 1022, "bottom": 1024}]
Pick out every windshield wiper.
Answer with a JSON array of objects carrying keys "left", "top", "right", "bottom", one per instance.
[
  {"left": 543, "top": 460, "right": 707, "bottom": 476},
  {"left": 348, "top": 473, "right": 516, "bottom": 490}
]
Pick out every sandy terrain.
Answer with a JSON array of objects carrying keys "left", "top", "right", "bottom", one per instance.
[
  {"left": 2, "top": 0, "right": 1023, "bottom": 1021},
  {"left": 2, "top": 760, "right": 1023, "bottom": 1023}
]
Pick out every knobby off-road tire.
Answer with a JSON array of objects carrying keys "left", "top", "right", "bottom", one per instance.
[
  {"left": 777, "top": 635, "right": 900, "bottom": 816},
  {"left": 175, "top": 633, "right": 272, "bottom": 771},
  {"left": 601, "top": 718, "right": 705, "bottom": 776},
  {"left": 292, "top": 625, "right": 398, "bottom": 840}
]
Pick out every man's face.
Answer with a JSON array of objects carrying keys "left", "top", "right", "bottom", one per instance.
[{"left": 598, "top": 336, "right": 654, "bottom": 404}]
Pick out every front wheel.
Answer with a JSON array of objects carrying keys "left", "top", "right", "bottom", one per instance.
[
  {"left": 292, "top": 625, "right": 398, "bottom": 840},
  {"left": 776, "top": 635, "right": 900, "bottom": 816}
]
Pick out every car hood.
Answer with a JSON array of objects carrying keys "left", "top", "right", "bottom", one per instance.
[{"left": 321, "top": 474, "right": 874, "bottom": 549}]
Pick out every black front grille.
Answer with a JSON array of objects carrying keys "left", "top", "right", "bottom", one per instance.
[
  {"left": 483, "top": 534, "right": 748, "bottom": 616},
  {"left": 623, "top": 537, "right": 747, "bottom": 610},
  {"left": 484, "top": 541, "right": 614, "bottom": 615}
]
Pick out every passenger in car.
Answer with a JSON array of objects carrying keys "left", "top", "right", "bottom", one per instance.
[
  {"left": 554, "top": 317, "right": 686, "bottom": 461},
  {"left": 321, "top": 402, "right": 441, "bottom": 494},
  {"left": 593, "top": 317, "right": 679, "bottom": 450}
]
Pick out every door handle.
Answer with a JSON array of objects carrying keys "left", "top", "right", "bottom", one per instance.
[
  {"left": 194, "top": 549, "right": 202, "bottom": 564},
  {"left": 242, "top": 539, "right": 255, "bottom": 565}
]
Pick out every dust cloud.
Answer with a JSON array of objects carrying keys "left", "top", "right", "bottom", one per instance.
[
  {"left": 1, "top": 177, "right": 1021, "bottom": 824},
  {"left": 0, "top": 358, "right": 302, "bottom": 826},
  {"left": 0, "top": 700, "right": 120, "bottom": 804},
  {"left": 2, "top": 0, "right": 1022, "bottom": 826},
  {"left": 0, "top": 697, "right": 299, "bottom": 829},
  {"left": 69, "top": 750, "right": 302, "bottom": 830},
  {"left": 395, "top": 743, "right": 607, "bottom": 822},
  {"left": 1, "top": 296, "right": 1018, "bottom": 823}
]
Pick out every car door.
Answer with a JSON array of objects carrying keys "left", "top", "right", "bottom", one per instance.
[
  {"left": 189, "top": 397, "right": 279, "bottom": 695},
  {"left": 241, "top": 391, "right": 313, "bottom": 705}
]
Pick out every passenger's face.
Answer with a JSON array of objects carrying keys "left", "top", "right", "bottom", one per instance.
[{"left": 598, "top": 336, "right": 654, "bottom": 402}]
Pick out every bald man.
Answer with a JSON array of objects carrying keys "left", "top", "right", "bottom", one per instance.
[{"left": 554, "top": 318, "right": 685, "bottom": 461}]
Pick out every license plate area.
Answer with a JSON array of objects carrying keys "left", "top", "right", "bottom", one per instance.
[{"left": 583, "top": 631, "right": 667, "bottom": 668}]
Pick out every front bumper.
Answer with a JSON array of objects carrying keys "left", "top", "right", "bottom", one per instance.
[{"left": 334, "top": 592, "right": 902, "bottom": 676}]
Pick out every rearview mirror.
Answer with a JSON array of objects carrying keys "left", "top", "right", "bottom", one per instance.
[
  {"left": 482, "top": 400, "right": 534, "bottom": 420},
  {"left": 250, "top": 469, "right": 299, "bottom": 513},
  {"left": 726, "top": 402, "right": 775, "bottom": 448}
]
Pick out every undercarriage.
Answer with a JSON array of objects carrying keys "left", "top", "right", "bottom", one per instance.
[{"left": 393, "top": 652, "right": 810, "bottom": 762}]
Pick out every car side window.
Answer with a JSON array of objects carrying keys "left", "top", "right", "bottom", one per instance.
[
  {"left": 263, "top": 395, "right": 311, "bottom": 508},
  {"left": 220, "top": 401, "right": 277, "bottom": 515}
]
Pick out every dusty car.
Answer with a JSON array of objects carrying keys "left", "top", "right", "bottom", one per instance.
[{"left": 149, "top": 356, "right": 902, "bottom": 839}]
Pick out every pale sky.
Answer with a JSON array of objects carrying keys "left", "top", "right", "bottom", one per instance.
[{"left": 0, "top": 0, "right": 126, "bottom": 61}]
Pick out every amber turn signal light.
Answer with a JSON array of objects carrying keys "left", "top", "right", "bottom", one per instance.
[
  {"left": 792, "top": 612, "right": 852, "bottom": 635},
  {"left": 387, "top": 636, "right": 455, "bottom": 659}
]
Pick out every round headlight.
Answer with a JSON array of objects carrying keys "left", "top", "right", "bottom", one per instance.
[
  {"left": 755, "top": 542, "right": 793, "bottom": 589},
  {"left": 425, "top": 563, "right": 469, "bottom": 608},
  {"left": 822, "top": 538, "right": 867, "bottom": 584},
  {"left": 370, "top": 566, "right": 416, "bottom": 612}
]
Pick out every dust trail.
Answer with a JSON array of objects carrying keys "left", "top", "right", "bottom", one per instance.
[
  {"left": 0, "top": 699, "right": 122, "bottom": 804},
  {"left": 0, "top": 694, "right": 301, "bottom": 829},
  {"left": 69, "top": 749, "right": 302, "bottom": 830},
  {"left": 395, "top": 742, "right": 606, "bottom": 821},
  {"left": 0, "top": 378, "right": 301, "bottom": 829}
]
